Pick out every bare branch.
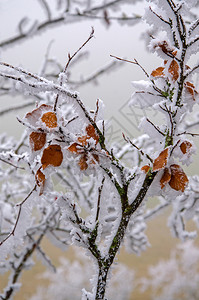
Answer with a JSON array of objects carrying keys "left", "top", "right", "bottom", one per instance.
[
  {"left": 123, "top": 133, "right": 153, "bottom": 163},
  {"left": 188, "top": 19, "right": 199, "bottom": 36},
  {"left": 188, "top": 36, "right": 199, "bottom": 47},
  {"left": 146, "top": 118, "right": 165, "bottom": 136},
  {"left": 0, "top": 101, "right": 35, "bottom": 117},
  {"left": 149, "top": 6, "right": 171, "bottom": 25},
  {"left": 84, "top": 0, "right": 123, "bottom": 13},
  {"left": 68, "top": 60, "right": 118, "bottom": 87},
  {"left": 0, "top": 185, "right": 37, "bottom": 246},
  {"left": 177, "top": 131, "right": 199, "bottom": 137},
  {"left": 0, "top": 158, "right": 25, "bottom": 170},
  {"left": 95, "top": 177, "right": 105, "bottom": 223},
  {"left": 185, "top": 64, "right": 199, "bottom": 79},
  {"left": 54, "top": 27, "right": 94, "bottom": 112}
]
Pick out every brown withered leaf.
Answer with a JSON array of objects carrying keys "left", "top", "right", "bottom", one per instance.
[
  {"left": 169, "top": 164, "right": 188, "bottom": 192},
  {"left": 168, "top": 60, "right": 179, "bottom": 81},
  {"left": 141, "top": 165, "right": 151, "bottom": 173},
  {"left": 41, "top": 112, "right": 57, "bottom": 128},
  {"left": 90, "top": 153, "right": 99, "bottom": 165},
  {"left": 35, "top": 168, "right": 46, "bottom": 196},
  {"left": 160, "top": 167, "right": 171, "bottom": 189},
  {"left": 41, "top": 144, "right": 63, "bottom": 169},
  {"left": 68, "top": 124, "right": 99, "bottom": 154},
  {"left": 151, "top": 67, "right": 165, "bottom": 77},
  {"left": 68, "top": 143, "right": 81, "bottom": 153},
  {"left": 172, "top": 50, "right": 177, "bottom": 56},
  {"left": 78, "top": 135, "right": 88, "bottom": 146},
  {"left": 25, "top": 104, "right": 52, "bottom": 126},
  {"left": 29, "top": 131, "right": 46, "bottom": 151},
  {"left": 153, "top": 148, "right": 169, "bottom": 171},
  {"left": 180, "top": 141, "right": 192, "bottom": 154},
  {"left": 156, "top": 41, "right": 174, "bottom": 55},
  {"left": 67, "top": 124, "right": 99, "bottom": 171},
  {"left": 78, "top": 154, "right": 88, "bottom": 170},
  {"left": 36, "top": 168, "right": 45, "bottom": 186},
  {"left": 184, "top": 81, "right": 198, "bottom": 101},
  {"left": 86, "top": 124, "right": 99, "bottom": 143}
]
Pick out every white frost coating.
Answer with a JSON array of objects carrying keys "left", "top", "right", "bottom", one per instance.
[
  {"left": 130, "top": 80, "right": 159, "bottom": 109},
  {"left": 172, "top": 139, "right": 197, "bottom": 166}
]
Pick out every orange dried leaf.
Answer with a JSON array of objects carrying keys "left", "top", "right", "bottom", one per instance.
[
  {"left": 169, "top": 164, "right": 188, "bottom": 192},
  {"left": 141, "top": 165, "right": 151, "bottom": 173},
  {"left": 151, "top": 67, "right": 165, "bottom": 77},
  {"left": 172, "top": 50, "right": 177, "bottom": 56},
  {"left": 160, "top": 167, "right": 171, "bottom": 189},
  {"left": 35, "top": 168, "right": 46, "bottom": 196},
  {"left": 180, "top": 141, "right": 192, "bottom": 154},
  {"left": 168, "top": 60, "right": 179, "bottom": 81},
  {"left": 25, "top": 104, "right": 52, "bottom": 125},
  {"left": 36, "top": 168, "right": 46, "bottom": 186},
  {"left": 68, "top": 143, "right": 80, "bottom": 153},
  {"left": 78, "top": 135, "right": 88, "bottom": 146},
  {"left": 185, "top": 81, "right": 195, "bottom": 89},
  {"left": 86, "top": 124, "right": 99, "bottom": 143},
  {"left": 184, "top": 81, "right": 197, "bottom": 101},
  {"left": 153, "top": 148, "right": 169, "bottom": 171},
  {"left": 41, "top": 144, "right": 63, "bottom": 169},
  {"left": 29, "top": 131, "right": 46, "bottom": 151},
  {"left": 78, "top": 154, "right": 88, "bottom": 170},
  {"left": 185, "top": 65, "right": 191, "bottom": 70},
  {"left": 41, "top": 112, "right": 57, "bottom": 128}
]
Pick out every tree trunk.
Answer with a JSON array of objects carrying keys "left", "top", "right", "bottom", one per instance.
[{"left": 95, "top": 264, "right": 110, "bottom": 300}]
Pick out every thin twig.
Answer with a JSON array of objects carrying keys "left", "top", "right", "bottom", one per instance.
[
  {"left": 53, "top": 27, "right": 94, "bottom": 112},
  {"left": 68, "top": 61, "right": 118, "bottom": 87},
  {"left": 16, "top": 117, "right": 44, "bottom": 132},
  {"left": 110, "top": 55, "right": 150, "bottom": 78},
  {"left": 177, "top": 131, "right": 199, "bottom": 137},
  {"left": 94, "top": 99, "right": 99, "bottom": 123},
  {"left": 84, "top": 0, "right": 122, "bottom": 13},
  {"left": 188, "top": 19, "right": 199, "bottom": 36},
  {"left": 122, "top": 133, "right": 153, "bottom": 163},
  {"left": 0, "top": 101, "right": 35, "bottom": 117},
  {"left": 0, "top": 158, "right": 25, "bottom": 170},
  {"left": 149, "top": 6, "right": 171, "bottom": 25},
  {"left": 64, "top": 27, "right": 94, "bottom": 73},
  {"left": 95, "top": 177, "right": 105, "bottom": 222},
  {"left": 0, "top": 185, "right": 37, "bottom": 246},
  {"left": 185, "top": 64, "right": 199, "bottom": 79},
  {"left": 146, "top": 118, "right": 165, "bottom": 136},
  {"left": 170, "top": 139, "right": 180, "bottom": 157}
]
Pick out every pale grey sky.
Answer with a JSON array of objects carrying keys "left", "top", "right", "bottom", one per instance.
[{"left": 0, "top": 0, "right": 162, "bottom": 139}]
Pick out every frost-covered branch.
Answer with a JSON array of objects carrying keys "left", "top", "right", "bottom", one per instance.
[{"left": 0, "top": 0, "right": 141, "bottom": 50}]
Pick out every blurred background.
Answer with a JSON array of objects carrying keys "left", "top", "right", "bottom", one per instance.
[{"left": 0, "top": 0, "right": 199, "bottom": 299}]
